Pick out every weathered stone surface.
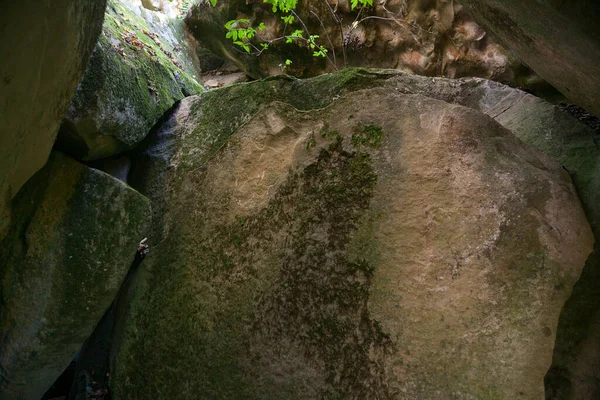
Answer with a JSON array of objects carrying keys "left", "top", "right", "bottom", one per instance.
[
  {"left": 187, "top": 0, "right": 525, "bottom": 82},
  {"left": 112, "top": 70, "right": 592, "bottom": 399},
  {"left": 58, "top": 0, "right": 203, "bottom": 161},
  {"left": 0, "top": 0, "right": 107, "bottom": 238},
  {"left": 0, "top": 152, "right": 151, "bottom": 400},
  {"left": 458, "top": 0, "right": 600, "bottom": 116},
  {"left": 485, "top": 91, "right": 600, "bottom": 400}
]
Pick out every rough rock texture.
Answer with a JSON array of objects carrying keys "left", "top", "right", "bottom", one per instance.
[
  {"left": 0, "top": 0, "right": 107, "bottom": 238},
  {"left": 111, "top": 70, "right": 593, "bottom": 399},
  {"left": 0, "top": 152, "right": 151, "bottom": 400},
  {"left": 187, "top": 0, "right": 526, "bottom": 82},
  {"left": 488, "top": 96, "right": 600, "bottom": 399},
  {"left": 58, "top": 0, "right": 203, "bottom": 161},
  {"left": 458, "top": 0, "right": 600, "bottom": 117}
]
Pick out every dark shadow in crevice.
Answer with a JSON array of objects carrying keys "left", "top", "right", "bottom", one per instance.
[
  {"left": 53, "top": 119, "right": 89, "bottom": 160},
  {"left": 40, "top": 250, "right": 148, "bottom": 400}
]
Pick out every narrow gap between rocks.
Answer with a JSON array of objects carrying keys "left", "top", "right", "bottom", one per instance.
[{"left": 40, "top": 244, "right": 149, "bottom": 400}]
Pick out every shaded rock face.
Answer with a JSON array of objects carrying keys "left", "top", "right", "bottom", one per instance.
[
  {"left": 58, "top": 0, "right": 203, "bottom": 161},
  {"left": 0, "top": 152, "right": 151, "bottom": 400},
  {"left": 112, "top": 70, "right": 593, "bottom": 399},
  {"left": 458, "top": 0, "right": 600, "bottom": 116},
  {"left": 186, "top": 0, "right": 524, "bottom": 82},
  {"left": 0, "top": 0, "right": 107, "bottom": 238}
]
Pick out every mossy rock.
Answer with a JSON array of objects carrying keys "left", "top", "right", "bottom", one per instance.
[
  {"left": 59, "top": 0, "right": 203, "bottom": 161},
  {"left": 125, "top": 68, "right": 600, "bottom": 397},
  {"left": 113, "top": 71, "right": 592, "bottom": 399},
  {"left": 0, "top": 152, "right": 151, "bottom": 400}
]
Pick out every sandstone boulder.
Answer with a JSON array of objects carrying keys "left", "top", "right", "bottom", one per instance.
[
  {"left": 0, "top": 152, "right": 151, "bottom": 400},
  {"left": 112, "top": 71, "right": 592, "bottom": 399},
  {"left": 0, "top": 0, "right": 107, "bottom": 238},
  {"left": 57, "top": 0, "right": 203, "bottom": 161},
  {"left": 458, "top": 0, "right": 600, "bottom": 116}
]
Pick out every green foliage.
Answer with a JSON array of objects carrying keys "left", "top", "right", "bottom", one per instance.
[
  {"left": 281, "top": 14, "right": 295, "bottom": 24},
  {"left": 264, "top": 0, "right": 299, "bottom": 13},
  {"left": 218, "top": 0, "right": 378, "bottom": 68},
  {"left": 351, "top": 0, "right": 373, "bottom": 10},
  {"left": 225, "top": 19, "right": 266, "bottom": 53}
]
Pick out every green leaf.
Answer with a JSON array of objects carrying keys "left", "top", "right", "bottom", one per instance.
[{"left": 281, "top": 15, "right": 295, "bottom": 24}]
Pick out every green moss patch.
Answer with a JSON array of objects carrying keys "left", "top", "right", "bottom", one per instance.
[{"left": 351, "top": 124, "right": 384, "bottom": 148}]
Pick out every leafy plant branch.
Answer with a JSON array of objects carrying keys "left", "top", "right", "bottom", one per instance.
[{"left": 218, "top": 0, "right": 405, "bottom": 72}]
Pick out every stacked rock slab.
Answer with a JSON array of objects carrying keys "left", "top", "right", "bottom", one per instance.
[
  {"left": 0, "top": 0, "right": 107, "bottom": 238},
  {"left": 0, "top": 152, "right": 151, "bottom": 400},
  {"left": 58, "top": 0, "right": 203, "bottom": 161},
  {"left": 457, "top": 0, "right": 600, "bottom": 117},
  {"left": 111, "top": 70, "right": 593, "bottom": 399}
]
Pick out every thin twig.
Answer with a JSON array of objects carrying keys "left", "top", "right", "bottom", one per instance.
[
  {"left": 320, "top": 0, "right": 347, "bottom": 67},
  {"left": 310, "top": 10, "right": 337, "bottom": 67},
  {"left": 291, "top": 10, "right": 338, "bottom": 71}
]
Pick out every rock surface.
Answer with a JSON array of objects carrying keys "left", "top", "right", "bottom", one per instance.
[
  {"left": 187, "top": 0, "right": 525, "bottom": 82},
  {"left": 112, "top": 70, "right": 593, "bottom": 399},
  {"left": 58, "top": 0, "right": 203, "bottom": 161},
  {"left": 493, "top": 92, "right": 600, "bottom": 399},
  {"left": 458, "top": 0, "right": 600, "bottom": 116},
  {"left": 0, "top": 152, "right": 151, "bottom": 400},
  {"left": 0, "top": 0, "right": 107, "bottom": 238}
]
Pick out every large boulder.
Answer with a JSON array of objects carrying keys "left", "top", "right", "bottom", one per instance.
[
  {"left": 457, "top": 0, "right": 600, "bottom": 116},
  {"left": 0, "top": 152, "right": 151, "bottom": 400},
  {"left": 0, "top": 0, "right": 107, "bottom": 238},
  {"left": 57, "top": 0, "right": 203, "bottom": 161},
  {"left": 111, "top": 70, "right": 593, "bottom": 399},
  {"left": 186, "top": 0, "right": 525, "bottom": 82}
]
